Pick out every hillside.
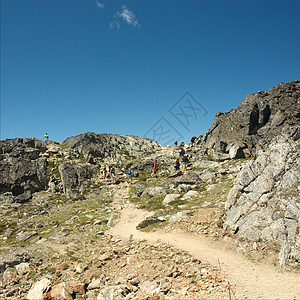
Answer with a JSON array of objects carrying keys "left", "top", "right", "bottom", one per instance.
[{"left": 0, "top": 81, "right": 299, "bottom": 299}]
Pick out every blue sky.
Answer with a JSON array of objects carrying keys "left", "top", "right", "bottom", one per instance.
[{"left": 1, "top": 0, "right": 300, "bottom": 145}]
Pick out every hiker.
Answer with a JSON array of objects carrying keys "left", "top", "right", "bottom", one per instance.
[
  {"left": 152, "top": 159, "right": 158, "bottom": 176},
  {"left": 179, "top": 148, "right": 185, "bottom": 157},
  {"left": 182, "top": 154, "right": 189, "bottom": 171},
  {"left": 174, "top": 140, "right": 178, "bottom": 147},
  {"left": 128, "top": 168, "right": 134, "bottom": 184},
  {"left": 102, "top": 165, "right": 107, "bottom": 179},
  {"left": 174, "top": 158, "right": 180, "bottom": 171},
  {"left": 43, "top": 133, "right": 49, "bottom": 144},
  {"left": 110, "top": 165, "right": 116, "bottom": 183}
]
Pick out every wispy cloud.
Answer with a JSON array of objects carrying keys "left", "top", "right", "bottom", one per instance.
[
  {"left": 117, "top": 5, "right": 140, "bottom": 28},
  {"left": 96, "top": 1, "right": 105, "bottom": 9},
  {"left": 109, "top": 18, "right": 120, "bottom": 30},
  {"left": 94, "top": 2, "right": 140, "bottom": 30}
]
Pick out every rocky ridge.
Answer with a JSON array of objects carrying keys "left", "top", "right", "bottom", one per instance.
[
  {"left": 192, "top": 80, "right": 300, "bottom": 160},
  {"left": 63, "top": 132, "right": 160, "bottom": 163}
]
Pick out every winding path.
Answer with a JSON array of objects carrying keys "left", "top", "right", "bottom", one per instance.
[{"left": 110, "top": 183, "right": 300, "bottom": 299}]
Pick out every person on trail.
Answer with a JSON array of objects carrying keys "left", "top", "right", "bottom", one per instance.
[
  {"left": 182, "top": 154, "right": 189, "bottom": 172},
  {"left": 174, "top": 140, "right": 178, "bottom": 147},
  {"left": 152, "top": 160, "right": 158, "bottom": 176},
  {"left": 179, "top": 148, "right": 185, "bottom": 157},
  {"left": 174, "top": 158, "right": 180, "bottom": 171},
  {"left": 110, "top": 165, "right": 116, "bottom": 183},
  {"left": 128, "top": 168, "right": 134, "bottom": 184},
  {"left": 43, "top": 133, "right": 49, "bottom": 144},
  {"left": 102, "top": 165, "right": 107, "bottom": 179}
]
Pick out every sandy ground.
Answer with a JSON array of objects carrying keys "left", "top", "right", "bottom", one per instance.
[{"left": 110, "top": 183, "right": 300, "bottom": 299}]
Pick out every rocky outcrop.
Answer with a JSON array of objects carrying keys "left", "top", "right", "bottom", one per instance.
[
  {"left": 0, "top": 138, "right": 48, "bottom": 203},
  {"left": 0, "top": 133, "right": 160, "bottom": 202},
  {"left": 192, "top": 80, "right": 300, "bottom": 159},
  {"left": 224, "top": 135, "right": 300, "bottom": 266},
  {"left": 58, "top": 162, "right": 98, "bottom": 198},
  {"left": 62, "top": 132, "right": 161, "bottom": 162}
]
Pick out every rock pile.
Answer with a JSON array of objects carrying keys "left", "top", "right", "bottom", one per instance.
[{"left": 1, "top": 234, "right": 229, "bottom": 299}]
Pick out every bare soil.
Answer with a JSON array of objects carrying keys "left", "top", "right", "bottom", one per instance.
[{"left": 111, "top": 182, "right": 300, "bottom": 299}]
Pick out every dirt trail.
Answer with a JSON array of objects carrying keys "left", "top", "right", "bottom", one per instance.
[{"left": 109, "top": 183, "right": 300, "bottom": 299}]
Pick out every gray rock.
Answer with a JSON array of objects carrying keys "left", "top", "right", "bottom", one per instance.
[
  {"left": 16, "top": 231, "right": 37, "bottom": 243},
  {"left": 177, "top": 184, "right": 195, "bottom": 193},
  {"left": 15, "top": 262, "right": 30, "bottom": 275},
  {"left": 209, "top": 150, "right": 230, "bottom": 162},
  {"left": 2, "top": 268, "right": 18, "bottom": 288},
  {"left": 143, "top": 185, "right": 169, "bottom": 197},
  {"left": 182, "top": 190, "right": 199, "bottom": 200},
  {"left": 49, "top": 228, "right": 69, "bottom": 241},
  {"left": 199, "top": 170, "right": 215, "bottom": 181},
  {"left": 97, "top": 286, "right": 124, "bottom": 300},
  {"left": 229, "top": 144, "right": 245, "bottom": 159},
  {"left": 50, "top": 282, "right": 73, "bottom": 300},
  {"left": 279, "top": 240, "right": 291, "bottom": 267},
  {"left": 140, "top": 281, "right": 160, "bottom": 295},
  {"left": 173, "top": 173, "right": 202, "bottom": 186},
  {"left": 225, "top": 138, "right": 300, "bottom": 267},
  {"left": 0, "top": 252, "right": 31, "bottom": 272},
  {"left": 27, "top": 278, "right": 51, "bottom": 300},
  {"left": 87, "top": 278, "right": 102, "bottom": 290},
  {"left": 169, "top": 211, "right": 190, "bottom": 224},
  {"left": 162, "top": 194, "right": 181, "bottom": 205},
  {"left": 0, "top": 139, "right": 47, "bottom": 203},
  {"left": 59, "top": 163, "right": 98, "bottom": 198}
]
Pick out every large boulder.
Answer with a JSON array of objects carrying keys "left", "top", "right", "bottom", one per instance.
[
  {"left": 27, "top": 278, "right": 51, "bottom": 300},
  {"left": 0, "top": 252, "right": 32, "bottom": 272},
  {"left": 173, "top": 173, "right": 202, "bottom": 186},
  {"left": 224, "top": 135, "right": 300, "bottom": 266},
  {"left": 0, "top": 138, "right": 48, "bottom": 203},
  {"left": 58, "top": 162, "right": 98, "bottom": 198},
  {"left": 193, "top": 80, "right": 300, "bottom": 158}
]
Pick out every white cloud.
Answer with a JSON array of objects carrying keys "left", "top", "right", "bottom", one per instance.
[
  {"left": 116, "top": 5, "right": 140, "bottom": 28},
  {"left": 94, "top": 2, "right": 140, "bottom": 30},
  {"left": 110, "top": 19, "right": 120, "bottom": 30},
  {"left": 96, "top": 1, "right": 105, "bottom": 9}
]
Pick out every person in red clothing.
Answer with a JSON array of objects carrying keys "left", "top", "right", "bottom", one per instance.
[{"left": 152, "top": 159, "right": 158, "bottom": 176}]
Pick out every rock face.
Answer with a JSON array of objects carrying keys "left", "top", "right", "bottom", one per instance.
[
  {"left": 63, "top": 132, "right": 161, "bottom": 161},
  {"left": 192, "top": 80, "right": 300, "bottom": 159},
  {"left": 225, "top": 135, "right": 300, "bottom": 266},
  {"left": 58, "top": 162, "right": 98, "bottom": 198},
  {"left": 0, "top": 138, "right": 48, "bottom": 202}
]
